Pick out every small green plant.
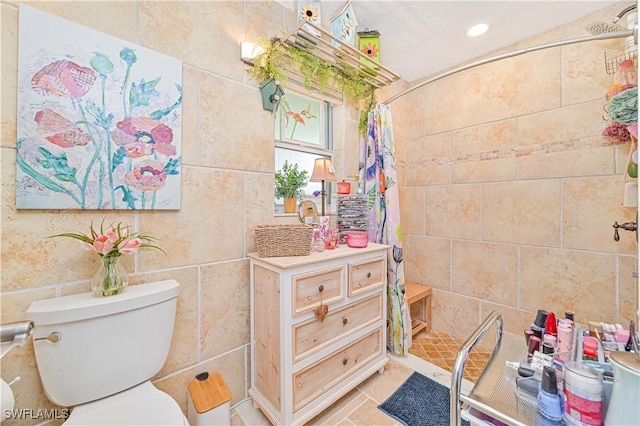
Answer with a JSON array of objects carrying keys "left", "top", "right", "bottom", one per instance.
[{"left": 275, "top": 161, "right": 309, "bottom": 199}]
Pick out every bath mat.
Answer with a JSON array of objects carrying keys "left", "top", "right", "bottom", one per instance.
[{"left": 378, "top": 371, "right": 470, "bottom": 426}]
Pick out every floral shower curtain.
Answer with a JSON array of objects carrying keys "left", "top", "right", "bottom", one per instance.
[{"left": 359, "top": 104, "right": 411, "bottom": 355}]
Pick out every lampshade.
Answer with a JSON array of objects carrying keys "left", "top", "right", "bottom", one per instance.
[{"left": 310, "top": 158, "right": 336, "bottom": 182}]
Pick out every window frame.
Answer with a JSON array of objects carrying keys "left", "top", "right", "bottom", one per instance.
[{"left": 274, "top": 89, "right": 334, "bottom": 214}]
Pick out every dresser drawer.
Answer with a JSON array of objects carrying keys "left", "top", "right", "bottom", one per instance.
[
  {"left": 292, "top": 266, "right": 344, "bottom": 317},
  {"left": 292, "top": 329, "right": 383, "bottom": 412},
  {"left": 293, "top": 294, "right": 383, "bottom": 362},
  {"left": 348, "top": 257, "right": 385, "bottom": 297}
]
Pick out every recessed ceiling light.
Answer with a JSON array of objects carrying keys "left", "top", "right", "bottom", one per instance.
[{"left": 467, "top": 23, "right": 489, "bottom": 37}]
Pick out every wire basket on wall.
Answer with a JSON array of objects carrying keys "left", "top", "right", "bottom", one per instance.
[{"left": 605, "top": 38, "right": 637, "bottom": 74}]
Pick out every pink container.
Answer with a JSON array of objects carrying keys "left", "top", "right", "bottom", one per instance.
[{"left": 346, "top": 231, "right": 368, "bottom": 248}]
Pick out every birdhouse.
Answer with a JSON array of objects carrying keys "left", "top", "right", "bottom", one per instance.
[
  {"left": 259, "top": 78, "right": 285, "bottom": 112},
  {"left": 330, "top": 1, "right": 358, "bottom": 48},
  {"left": 298, "top": 0, "right": 321, "bottom": 37},
  {"left": 358, "top": 29, "right": 380, "bottom": 71}
]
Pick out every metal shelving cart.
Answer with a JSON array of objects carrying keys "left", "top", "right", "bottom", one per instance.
[{"left": 451, "top": 311, "right": 542, "bottom": 426}]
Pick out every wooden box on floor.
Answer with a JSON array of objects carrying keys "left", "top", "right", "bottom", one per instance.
[{"left": 248, "top": 244, "right": 390, "bottom": 426}]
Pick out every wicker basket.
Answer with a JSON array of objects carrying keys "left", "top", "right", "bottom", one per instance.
[{"left": 255, "top": 224, "right": 313, "bottom": 257}]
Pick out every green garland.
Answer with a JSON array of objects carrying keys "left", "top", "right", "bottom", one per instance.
[{"left": 250, "top": 37, "right": 376, "bottom": 135}]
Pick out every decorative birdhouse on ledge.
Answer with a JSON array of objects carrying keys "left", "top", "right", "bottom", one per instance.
[
  {"left": 330, "top": 1, "right": 358, "bottom": 48},
  {"left": 358, "top": 29, "right": 380, "bottom": 70}
]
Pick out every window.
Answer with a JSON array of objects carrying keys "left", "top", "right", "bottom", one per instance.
[{"left": 274, "top": 90, "right": 333, "bottom": 214}]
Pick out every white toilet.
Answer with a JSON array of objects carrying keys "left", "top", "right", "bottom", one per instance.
[{"left": 26, "top": 279, "right": 188, "bottom": 425}]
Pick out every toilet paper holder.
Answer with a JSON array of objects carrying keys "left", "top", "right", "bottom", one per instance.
[{"left": 1, "top": 320, "right": 34, "bottom": 359}]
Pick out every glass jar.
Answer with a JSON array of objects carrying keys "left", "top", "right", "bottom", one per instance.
[
  {"left": 312, "top": 227, "right": 324, "bottom": 252},
  {"left": 91, "top": 255, "right": 128, "bottom": 297}
]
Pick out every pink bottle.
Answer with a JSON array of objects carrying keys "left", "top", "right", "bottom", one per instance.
[
  {"left": 619, "top": 59, "right": 637, "bottom": 89},
  {"left": 556, "top": 322, "right": 574, "bottom": 362}
]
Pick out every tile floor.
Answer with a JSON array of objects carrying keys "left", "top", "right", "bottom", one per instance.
[
  {"left": 409, "top": 329, "right": 492, "bottom": 383},
  {"left": 230, "top": 330, "right": 480, "bottom": 426}
]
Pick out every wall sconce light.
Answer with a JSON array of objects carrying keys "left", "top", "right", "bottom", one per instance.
[
  {"left": 310, "top": 157, "right": 336, "bottom": 216},
  {"left": 240, "top": 41, "right": 265, "bottom": 64}
]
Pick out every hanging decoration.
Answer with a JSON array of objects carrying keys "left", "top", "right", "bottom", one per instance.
[
  {"left": 330, "top": 1, "right": 358, "bottom": 48},
  {"left": 358, "top": 29, "right": 381, "bottom": 71},
  {"left": 248, "top": 37, "right": 376, "bottom": 135},
  {"left": 297, "top": 0, "right": 322, "bottom": 37}
]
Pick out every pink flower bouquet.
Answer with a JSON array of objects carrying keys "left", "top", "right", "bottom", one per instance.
[
  {"left": 50, "top": 221, "right": 164, "bottom": 297},
  {"left": 50, "top": 221, "right": 165, "bottom": 258}
]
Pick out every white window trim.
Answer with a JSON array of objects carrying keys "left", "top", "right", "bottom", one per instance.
[{"left": 274, "top": 87, "right": 335, "bottom": 215}]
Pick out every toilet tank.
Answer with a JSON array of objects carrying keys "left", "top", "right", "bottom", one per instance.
[{"left": 26, "top": 280, "right": 180, "bottom": 407}]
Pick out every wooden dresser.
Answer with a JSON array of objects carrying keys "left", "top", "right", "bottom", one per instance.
[{"left": 248, "top": 243, "right": 389, "bottom": 426}]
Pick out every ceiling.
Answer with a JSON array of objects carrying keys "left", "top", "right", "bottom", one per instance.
[{"left": 328, "top": 1, "right": 620, "bottom": 82}]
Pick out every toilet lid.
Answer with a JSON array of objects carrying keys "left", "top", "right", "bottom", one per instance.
[{"left": 64, "top": 381, "right": 187, "bottom": 425}]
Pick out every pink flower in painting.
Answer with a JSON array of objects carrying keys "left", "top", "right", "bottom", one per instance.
[
  {"left": 111, "top": 128, "right": 154, "bottom": 158},
  {"left": 125, "top": 160, "right": 168, "bottom": 191},
  {"left": 286, "top": 108, "right": 310, "bottom": 139},
  {"left": 117, "top": 237, "right": 142, "bottom": 254},
  {"left": 34, "top": 108, "right": 91, "bottom": 148},
  {"left": 286, "top": 110, "right": 305, "bottom": 125},
  {"left": 31, "top": 60, "right": 97, "bottom": 99},
  {"left": 113, "top": 117, "right": 176, "bottom": 158}
]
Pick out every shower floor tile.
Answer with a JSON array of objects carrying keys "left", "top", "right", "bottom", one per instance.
[{"left": 409, "top": 329, "right": 491, "bottom": 383}]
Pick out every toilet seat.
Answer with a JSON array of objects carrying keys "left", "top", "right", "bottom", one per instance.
[{"left": 64, "top": 381, "right": 188, "bottom": 425}]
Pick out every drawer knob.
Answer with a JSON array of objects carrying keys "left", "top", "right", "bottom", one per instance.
[
  {"left": 343, "top": 318, "right": 348, "bottom": 325},
  {"left": 318, "top": 285, "right": 324, "bottom": 292},
  {"left": 342, "top": 358, "right": 348, "bottom": 365},
  {"left": 367, "top": 272, "right": 371, "bottom": 278},
  {"left": 308, "top": 296, "right": 312, "bottom": 300}
]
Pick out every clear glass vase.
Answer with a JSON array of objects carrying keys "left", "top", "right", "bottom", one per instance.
[{"left": 92, "top": 255, "right": 128, "bottom": 297}]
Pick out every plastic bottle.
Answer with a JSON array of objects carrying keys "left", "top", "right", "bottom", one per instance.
[
  {"left": 619, "top": 59, "right": 637, "bottom": 89},
  {"left": 537, "top": 366, "right": 563, "bottom": 421}
]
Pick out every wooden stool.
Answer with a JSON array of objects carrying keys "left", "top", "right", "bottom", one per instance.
[{"left": 405, "top": 281, "right": 432, "bottom": 337}]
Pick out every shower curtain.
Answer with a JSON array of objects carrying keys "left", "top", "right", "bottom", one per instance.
[{"left": 359, "top": 104, "right": 411, "bottom": 355}]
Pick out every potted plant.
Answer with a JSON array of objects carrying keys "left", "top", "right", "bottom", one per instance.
[{"left": 275, "top": 161, "right": 309, "bottom": 213}]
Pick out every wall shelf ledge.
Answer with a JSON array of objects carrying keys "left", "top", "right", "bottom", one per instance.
[{"left": 280, "top": 21, "right": 400, "bottom": 89}]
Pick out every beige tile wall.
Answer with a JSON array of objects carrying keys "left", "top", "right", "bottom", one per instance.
[
  {"left": 1, "top": 0, "right": 638, "bottom": 422},
  {"left": 0, "top": 1, "right": 364, "bottom": 423},
  {"left": 394, "top": 1, "right": 638, "bottom": 340}
]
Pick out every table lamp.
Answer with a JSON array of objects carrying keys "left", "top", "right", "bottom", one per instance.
[{"left": 310, "top": 158, "right": 335, "bottom": 216}]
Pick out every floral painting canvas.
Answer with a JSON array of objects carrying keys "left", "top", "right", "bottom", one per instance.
[{"left": 16, "top": 5, "right": 182, "bottom": 210}]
